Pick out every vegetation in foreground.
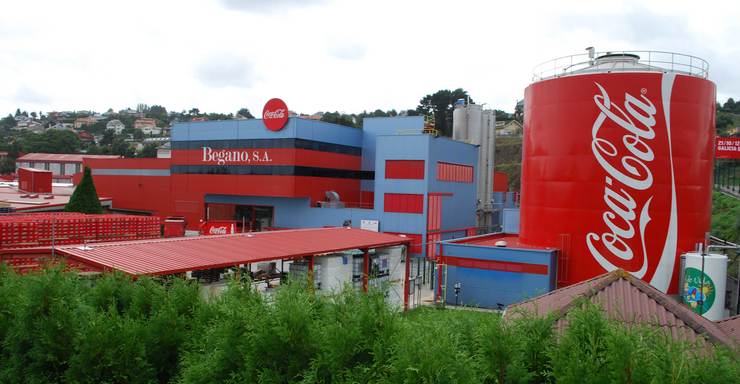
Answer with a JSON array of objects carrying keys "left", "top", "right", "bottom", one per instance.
[
  {"left": 712, "top": 191, "right": 740, "bottom": 244},
  {"left": 0, "top": 266, "right": 737, "bottom": 384}
]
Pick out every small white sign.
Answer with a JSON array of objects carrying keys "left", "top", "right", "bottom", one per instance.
[{"left": 360, "top": 219, "right": 379, "bottom": 232}]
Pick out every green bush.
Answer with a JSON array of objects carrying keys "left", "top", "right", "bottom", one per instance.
[
  {"left": 0, "top": 268, "right": 737, "bottom": 384},
  {"left": 712, "top": 191, "right": 740, "bottom": 243}
]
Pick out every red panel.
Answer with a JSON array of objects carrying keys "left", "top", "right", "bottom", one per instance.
[
  {"left": 385, "top": 160, "right": 425, "bottom": 179},
  {"left": 441, "top": 255, "right": 549, "bottom": 275},
  {"left": 716, "top": 137, "right": 740, "bottom": 159},
  {"left": 520, "top": 72, "right": 715, "bottom": 293},
  {"left": 427, "top": 194, "right": 442, "bottom": 231},
  {"left": 207, "top": 204, "right": 236, "bottom": 220},
  {"left": 427, "top": 232, "right": 441, "bottom": 260},
  {"left": 383, "top": 193, "right": 423, "bottom": 214},
  {"left": 84, "top": 158, "right": 171, "bottom": 169},
  {"left": 437, "top": 162, "right": 473, "bottom": 183},
  {"left": 360, "top": 191, "right": 374, "bottom": 208},
  {"left": 18, "top": 168, "right": 52, "bottom": 193},
  {"left": 493, "top": 171, "right": 509, "bottom": 192},
  {"left": 384, "top": 233, "right": 422, "bottom": 254}
]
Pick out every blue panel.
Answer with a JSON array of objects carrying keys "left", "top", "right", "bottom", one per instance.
[
  {"left": 361, "top": 117, "right": 424, "bottom": 172},
  {"left": 436, "top": 237, "right": 558, "bottom": 309},
  {"left": 171, "top": 118, "right": 362, "bottom": 147},
  {"left": 444, "top": 266, "right": 554, "bottom": 308},
  {"left": 503, "top": 208, "right": 520, "bottom": 234},
  {"left": 203, "top": 194, "right": 426, "bottom": 234},
  {"left": 427, "top": 137, "right": 478, "bottom": 232},
  {"left": 295, "top": 119, "right": 363, "bottom": 147},
  {"left": 441, "top": 242, "right": 554, "bottom": 265}
]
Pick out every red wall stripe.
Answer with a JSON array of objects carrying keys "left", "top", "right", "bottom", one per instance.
[
  {"left": 383, "top": 193, "right": 423, "bottom": 213},
  {"left": 385, "top": 160, "right": 425, "bottom": 179},
  {"left": 171, "top": 148, "right": 361, "bottom": 170},
  {"left": 437, "top": 162, "right": 473, "bottom": 183},
  {"left": 441, "top": 256, "right": 548, "bottom": 275}
]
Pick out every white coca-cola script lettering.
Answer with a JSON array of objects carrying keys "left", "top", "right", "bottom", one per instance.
[
  {"left": 209, "top": 226, "right": 228, "bottom": 235},
  {"left": 263, "top": 109, "right": 286, "bottom": 119},
  {"left": 585, "top": 82, "right": 659, "bottom": 279}
]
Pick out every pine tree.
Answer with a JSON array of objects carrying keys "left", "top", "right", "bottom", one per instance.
[{"left": 64, "top": 167, "right": 103, "bottom": 214}]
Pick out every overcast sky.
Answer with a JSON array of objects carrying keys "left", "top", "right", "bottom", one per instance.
[{"left": 1, "top": 0, "right": 738, "bottom": 116}]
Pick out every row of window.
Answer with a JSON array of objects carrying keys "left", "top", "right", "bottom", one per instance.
[
  {"left": 16, "top": 162, "right": 81, "bottom": 176},
  {"left": 384, "top": 160, "right": 474, "bottom": 183},
  {"left": 171, "top": 165, "right": 374, "bottom": 180}
]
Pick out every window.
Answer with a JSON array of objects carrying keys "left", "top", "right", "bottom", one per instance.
[
  {"left": 437, "top": 162, "right": 474, "bottom": 183},
  {"left": 383, "top": 193, "right": 423, "bottom": 214},
  {"left": 385, "top": 160, "right": 424, "bottom": 179}
]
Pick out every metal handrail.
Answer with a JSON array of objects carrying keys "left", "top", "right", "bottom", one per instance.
[{"left": 532, "top": 50, "right": 709, "bottom": 82}]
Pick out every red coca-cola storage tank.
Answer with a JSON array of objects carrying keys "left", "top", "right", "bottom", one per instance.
[{"left": 520, "top": 51, "right": 715, "bottom": 293}]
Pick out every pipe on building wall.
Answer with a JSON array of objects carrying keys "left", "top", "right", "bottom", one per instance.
[
  {"left": 403, "top": 247, "right": 410, "bottom": 311},
  {"left": 362, "top": 248, "right": 369, "bottom": 292}
]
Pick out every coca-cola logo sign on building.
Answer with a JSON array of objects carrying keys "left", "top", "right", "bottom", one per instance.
[
  {"left": 263, "top": 98, "right": 289, "bottom": 132},
  {"left": 519, "top": 72, "right": 716, "bottom": 294}
]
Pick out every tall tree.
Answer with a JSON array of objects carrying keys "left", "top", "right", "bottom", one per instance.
[
  {"left": 416, "top": 88, "right": 473, "bottom": 137},
  {"left": 64, "top": 167, "right": 103, "bottom": 214},
  {"left": 21, "top": 130, "right": 81, "bottom": 153},
  {"left": 146, "top": 105, "right": 168, "bottom": 123},
  {"left": 237, "top": 108, "right": 254, "bottom": 119},
  {"left": 320, "top": 112, "right": 356, "bottom": 128},
  {"left": 100, "top": 129, "right": 116, "bottom": 146},
  {"left": 111, "top": 138, "right": 134, "bottom": 157},
  {"left": 0, "top": 114, "right": 16, "bottom": 129}
]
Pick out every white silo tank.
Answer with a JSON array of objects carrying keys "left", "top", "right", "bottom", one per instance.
[
  {"left": 681, "top": 252, "right": 728, "bottom": 321},
  {"left": 452, "top": 104, "right": 468, "bottom": 141},
  {"left": 466, "top": 104, "right": 483, "bottom": 145}
]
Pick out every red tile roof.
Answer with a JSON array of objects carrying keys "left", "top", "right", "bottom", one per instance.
[
  {"left": 57, "top": 228, "right": 411, "bottom": 276},
  {"left": 717, "top": 315, "right": 740, "bottom": 343},
  {"left": 505, "top": 270, "right": 737, "bottom": 349},
  {"left": 17, "top": 153, "right": 120, "bottom": 163}
]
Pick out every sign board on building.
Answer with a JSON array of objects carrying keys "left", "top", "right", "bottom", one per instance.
[
  {"left": 200, "top": 220, "right": 237, "bottom": 236},
  {"left": 716, "top": 137, "right": 740, "bottom": 159},
  {"left": 262, "top": 98, "right": 289, "bottom": 132},
  {"left": 360, "top": 219, "right": 379, "bottom": 232}
]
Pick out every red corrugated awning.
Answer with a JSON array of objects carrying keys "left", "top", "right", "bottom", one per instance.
[{"left": 57, "top": 227, "right": 411, "bottom": 276}]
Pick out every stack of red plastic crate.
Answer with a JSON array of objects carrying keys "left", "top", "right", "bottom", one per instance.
[{"left": 0, "top": 213, "right": 161, "bottom": 249}]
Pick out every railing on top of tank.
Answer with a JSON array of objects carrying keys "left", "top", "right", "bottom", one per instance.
[{"left": 532, "top": 50, "right": 709, "bottom": 82}]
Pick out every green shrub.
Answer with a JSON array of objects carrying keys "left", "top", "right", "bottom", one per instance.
[{"left": 0, "top": 268, "right": 737, "bottom": 384}]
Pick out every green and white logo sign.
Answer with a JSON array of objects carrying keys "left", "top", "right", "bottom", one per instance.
[{"left": 683, "top": 267, "right": 716, "bottom": 315}]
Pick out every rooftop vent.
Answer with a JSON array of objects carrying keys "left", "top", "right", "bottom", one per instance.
[{"left": 594, "top": 53, "right": 640, "bottom": 66}]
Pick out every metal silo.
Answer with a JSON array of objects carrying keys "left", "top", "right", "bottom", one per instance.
[{"left": 519, "top": 50, "right": 715, "bottom": 293}]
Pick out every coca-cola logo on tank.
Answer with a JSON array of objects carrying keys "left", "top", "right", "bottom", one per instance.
[
  {"left": 586, "top": 73, "right": 678, "bottom": 292},
  {"left": 262, "top": 98, "right": 289, "bottom": 132}
]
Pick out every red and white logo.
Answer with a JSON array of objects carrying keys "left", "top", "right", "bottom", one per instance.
[
  {"left": 262, "top": 98, "right": 289, "bottom": 132},
  {"left": 200, "top": 221, "right": 236, "bottom": 236},
  {"left": 586, "top": 73, "right": 678, "bottom": 292}
]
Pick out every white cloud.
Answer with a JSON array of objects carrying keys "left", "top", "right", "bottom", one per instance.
[
  {"left": 13, "top": 86, "right": 50, "bottom": 105},
  {"left": 328, "top": 42, "right": 367, "bottom": 60},
  {"left": 196, "top": 55, "right": 255, "bottom": 88},
  {"left": 0, "top": 0, "right": 738, "bottom": 115},
  {"left": 219, "top": 0, "right": 327, "bottom": 13}
]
